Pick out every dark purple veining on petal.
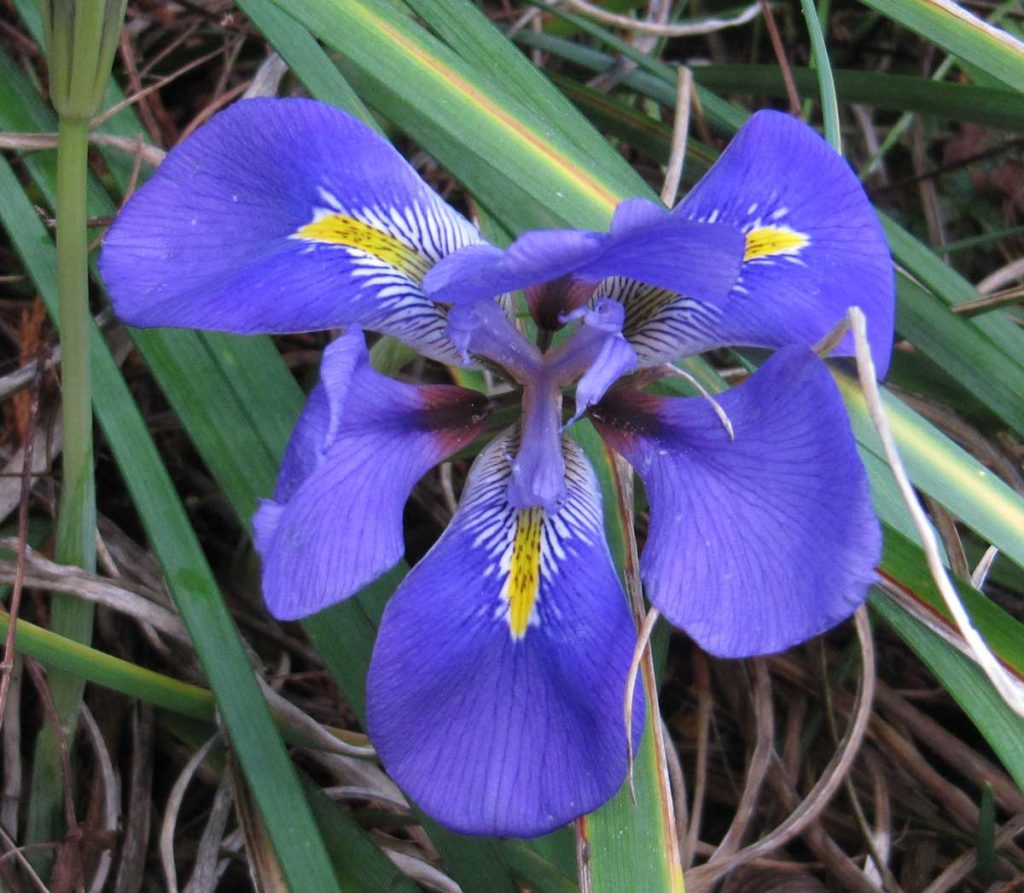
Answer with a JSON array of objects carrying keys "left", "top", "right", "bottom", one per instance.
[{"left": 524, "top": 276, "right": 596, "bottom": 332}]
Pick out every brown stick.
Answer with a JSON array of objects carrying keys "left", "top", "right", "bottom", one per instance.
[
  {"left": 759, "top": 0, "right": 801, "bottom": 115},
  {"left": 0, "top": 346, "right": 46, "bottom": 732}
]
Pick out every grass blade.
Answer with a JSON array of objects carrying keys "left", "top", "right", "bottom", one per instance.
[
  {"left": 857, "top": 0, "right": 1024, "bottom": 93},
  {"left": 870, "top": 593, "right": 1024, "bottom": 789}
]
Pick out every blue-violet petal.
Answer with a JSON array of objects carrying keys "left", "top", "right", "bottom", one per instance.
[
  {"left": 100, "top": 98, "right": 481, "bottom": 363},
  {"left": 675, "top": 110, "right": 894, "bottom": 373},
  {"left": 253, "top": 329, "right": 489, "bottom": 620},
  {"left": 593, "top": 346, "right": 880, "bottom": 657},
  {"left": 367, "top": 429, "right": 643, "bottom": 837}
]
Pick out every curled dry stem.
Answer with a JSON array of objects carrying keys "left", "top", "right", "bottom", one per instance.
[
  {"left": 684, "top": 650, "right": 712, "bottom": 869},
  {"left": 549, "top": 0, "right": 763, "bottom": 37},
  {"left": 690, "top": 606, "right": 876, "bottom": 886},
  {"left": 661, "top": 66, "right": 693, "bottom": 208},
  {"left": 80, "top": 706, "right": 118, "bottom": 893},
  {"left": 658, "top": 364, "right": 735, "bottom": 441},
  {"left": 848, "top": 305, "right": 1024, "bottom": 717},
  {"left": 709, "top": 660, "right": 774, "bottom": 863},
  {"left": 921, "top": 810, "right": 1024, "bottom": 893},
  {"left": 160, "top": 734, "right": 220, "bottom": 893},
  {"left": 624, "top": 605, "right": 660, "bottom": 800}
]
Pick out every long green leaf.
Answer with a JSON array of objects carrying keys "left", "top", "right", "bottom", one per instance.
[
  {"left": 0, "top": 614, "right": 215, "bottom": 720},
  {"left": 870, "top": 593, "right": 1024, "bottom": 789},
  {"left": 276, "top": 0, "right": 630, "bottom": 230},
  {"left": 835, "top": 372, "right": 1024, "bottom": 570},
  {"left": 0, "top": 52, "right": 343, "bottom": 893},
  {"left": 522, "top": 29, "right": 1024, "bottom": 132},
  {"left": 402, "top": 0, "right": 645, "bottom": 183},
  {"left": 893, "top": 272, "right": 1024, "bottom": 434},
  {"left": 688, "top": 65, "right": 1024, "bottom": 130}
]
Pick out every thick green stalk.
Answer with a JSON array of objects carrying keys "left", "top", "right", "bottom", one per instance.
[
  {"left": 27, "top": 2, "right": 126, "bottom": 865},
  {"left": 54, "top": 116, "right": 97, "bottom": 579},
  {"left": 26, "top": 112, "right": 97, "bottom": 862}
]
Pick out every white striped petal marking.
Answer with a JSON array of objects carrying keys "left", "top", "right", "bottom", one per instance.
[
  {"left": 461, "top": 429, "right": 603, "bottom": 642},
  {"left": 593, "top": 276, "right": 724, "bottom": 367},
  {"left": 291, "top": 188, "right": 481, "bottom": 364}
]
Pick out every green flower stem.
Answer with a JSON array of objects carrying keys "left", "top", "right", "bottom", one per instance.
[
  {"left": 54, "top": 115, "right": 97, "bottom": 582},
  {"left": 26, "top": 112, "right": 98, "bottom": 863}
]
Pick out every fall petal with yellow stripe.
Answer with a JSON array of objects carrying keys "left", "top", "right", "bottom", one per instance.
[
  {"left": 367, "top": 429, "right": 644, "bottom": 837},
  {"left": 99, "top": 98, "right": 482, "bottom": 364},
  {"left": 673, "top": 110, "right": 895, "bottom": 374}
]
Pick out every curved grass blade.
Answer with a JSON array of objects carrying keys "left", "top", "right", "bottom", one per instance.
[
  {"left": 799, "top": 0, "right": 841, "bottom": 150},
  {"left": 0, "top": 614, "right": 215, "bottom": 720}
]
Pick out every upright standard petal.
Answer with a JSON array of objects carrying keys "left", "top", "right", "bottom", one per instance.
[
  {"left": 252, "top": 329, "right": 489, "bottom": 620},
  {"left": 367, "top": 430, "right": 644, "bottom": 837},
  {"left": 507, "top": 381, "right": 567, "bottom": 512},
  {"left": 423, "top": 198, "right": 743, "bottom": 306},
  {"left": 99, "top": 98, "right": 482, "bottom": 363},
  {"left": 446, "top": 299, "right": 541, "bottom": 380},
  {"left": 593, "top": 347, "right": 880, "bottom": 657},
  {"left": 675, "top": 110, "right": 894, "bottom": 373}
]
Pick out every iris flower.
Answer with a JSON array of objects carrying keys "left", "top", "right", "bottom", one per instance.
[{"left": 99, "top": 98, "right": 893, "bottom": 837}]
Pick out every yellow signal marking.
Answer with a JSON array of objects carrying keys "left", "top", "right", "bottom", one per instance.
[
  {"left": 293, "top": 213, "right": 431, "bottom": 280},
  {"left": 744, "top": 225, "right": 810, "bottom": 262},
  {"left": 504, "top": 507, "right": 544, "bottom": 640}
]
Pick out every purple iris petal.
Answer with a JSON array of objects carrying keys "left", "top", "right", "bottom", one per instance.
[
  {"left": 507, "top": 381, "right": 566, "bottom": 511},
  {"left": 675, "top": 110, "right": 894, "bottom": 374},
  {"left": 548, "top": 301, "right": 638, "bottom": 425},
  {"left": 253, "top": 328, "right": 489, "bottom": 620},
  {"left": 592, "top": 276, "right": 728, "bottom": 368},
  {"left": 367, "top": 430, "right": 643, "bottom": 837},
  {"left": 446, "top": 300, "right": 540, "bottom": 380},
  {"left": 445, "top": 301, "right": 568, "bottom": 510},
  {"left": 423, "top": 199, "right": 744, "bottom": 306},
  {"left": 592, "top": 346, "right": 879, "bottom": 657},
  {"left": 99, "top": 98, "right": 482, "bottom": 364}
]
